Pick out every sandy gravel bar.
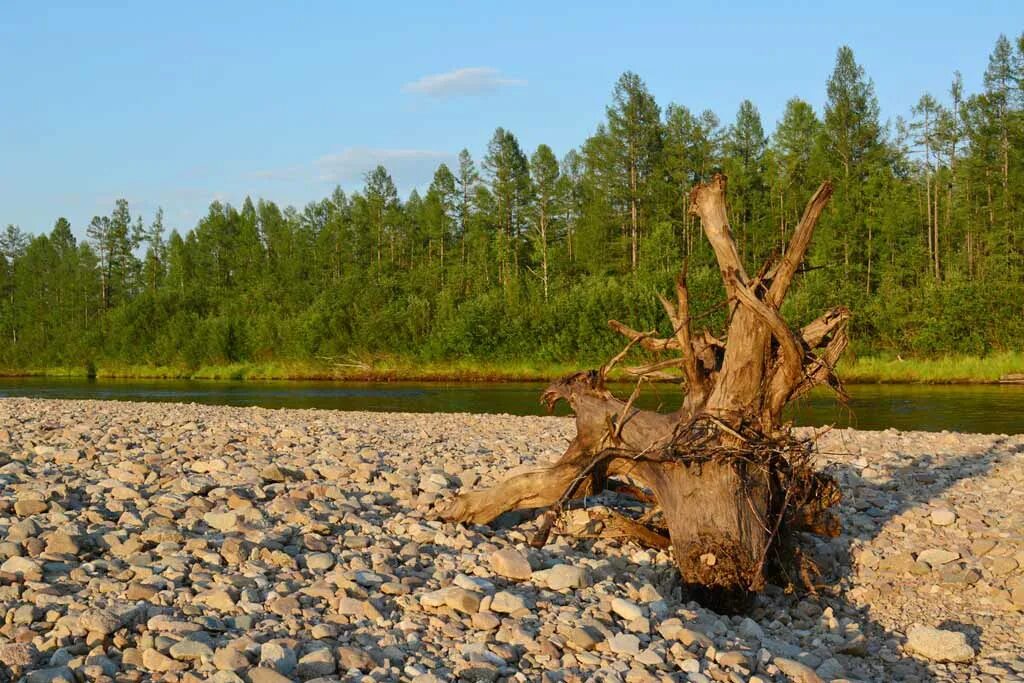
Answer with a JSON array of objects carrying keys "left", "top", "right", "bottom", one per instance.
[{"left": 0, "top": 398, "right": 1022, "bottom": 683}]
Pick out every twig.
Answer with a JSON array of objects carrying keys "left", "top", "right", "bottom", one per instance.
[
  {"left": 600, "top": 331, "right": 651, "bottom": 381},
  {"left": 708, "top": 417, "right": 747, "bottom": 443},
  {"left": 613, "top": 377, "right": 646, "bottom": 441}
]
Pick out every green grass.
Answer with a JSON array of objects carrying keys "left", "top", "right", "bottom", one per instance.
[
  {"left": 3, "top": 352, "right": 1024, "bottom": 384},
  {"left": 840, "top": 351, "right": 1024, "bottom": 383},
  {"left": 0, "top": 358, "right": 589, "bottom": 383},
  {"left": 0, "top": 365, "right": 86, "bottom": 378}
]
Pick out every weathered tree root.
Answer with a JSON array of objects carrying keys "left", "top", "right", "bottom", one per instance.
[{"left": 437, "top": 174, "right": 848, "bottom": 605}]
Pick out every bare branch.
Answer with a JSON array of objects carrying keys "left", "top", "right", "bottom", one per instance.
[
  {"left": 766, "top": 181, "right": 833, "bottom": 305},
  {"left": 789, "top": 319, "right": 850, "bottom": 402},
  {"left": 689, "top": 174, "right": 750, "bottom": 293},
  {"left": 800, "top": 306, "right": 850, "bottom": 348},
  {"left": 727, "top": 271, "right": 804, "bottom": 395},
  {"left": 583, "top": 508, "right": 671, "bottom": 549},
  {"left": 625, "top": 357, "right": 685, "bottom": 379},
  {"left": 608, "top": 320, "right": 680, "bottom": 352},
  {"left": 613, "top": 377, "right": 647, "bottom": 441},
  {"left": 656, "top": 272, "right": 705, "bottom": 395},
  {"left": 600, "top": 331, "right": 651, "bottom": 381}
]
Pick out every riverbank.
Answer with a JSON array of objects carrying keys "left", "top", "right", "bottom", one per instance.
[
  {"left": 0, "top": 398, "right": 1021, "bottom": 682},
  {"left": 0, "top": 359, "right": 582, "bottom": 383},
  {"left": 3, "top": 351, "right": 1024, "bottom": 384}
]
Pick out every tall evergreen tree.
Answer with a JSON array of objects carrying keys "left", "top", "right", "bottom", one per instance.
[
  {"left": 529, "top": 144, "right": 562, "bottom": 301},
  {"left": 1, "top": 225, "right": 29, "bottom": 262},
  {"left": 822, "top": 46, "right": 887, "bottom": 284},
  {"left": 425, "top": 164, "right": 458, "bottom": 270},
  {"left": 455, "top": 149, "right": 480, "bottom": 264},
  {"left": 771, "top": 98, "right": 822, "bottom": 250},
  {"left": 724, "top": 100, "right": 769, "bottom": 263},
  {"left": 482, "top": 128, "right": 532, "bottom": 288},
  {"left": 560, "top": 149, "right": 584, "bottom": 264},
  {"left": 605, "top": 72, "right": 663, "bottom": 271},
  {"left": 363, "top": 166, "right": 400, "bottom": 268}
]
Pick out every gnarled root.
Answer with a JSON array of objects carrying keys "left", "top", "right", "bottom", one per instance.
[{"left": 437, "top": 175, "right": 846, "bottom": 603}]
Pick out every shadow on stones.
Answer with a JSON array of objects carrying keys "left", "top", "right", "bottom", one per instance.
[
  {"left": 500, "top": 436, "right": 1017, "bottom": 681},
  {"left": 781, "top": 437, "right": 1019, "bottom": 682}
]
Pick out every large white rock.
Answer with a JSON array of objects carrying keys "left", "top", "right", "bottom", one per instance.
[
  {"left": 905, "top": 624, "right": 975, "bottom": 662},
  {"left": 774, "top": 658, "right": 824, "bottom": 683},
  {"left": 489, "top": 591, "right": 528, "bottom": 614},
  {"left": 916, "top": 548, "right": 960, "bottom": 566},
  {"left": 930, "top": 509, "right": 957, "bottom": 526},
  {"left": 531, "top": 564, "right": 589, "bottom": 591},
  {"left": 610, "top": 597, "right": 644, "bottom": 621},
  {"left": 489, "top": 548, "right": 532, "bottom": 580},
  {"left": 0, "top": 556, "right": 42, "bottom": 581}
]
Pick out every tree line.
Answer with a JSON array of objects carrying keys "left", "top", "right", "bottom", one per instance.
[{"left": 2, "top": 37, "right": 1024, "bottom": 371}]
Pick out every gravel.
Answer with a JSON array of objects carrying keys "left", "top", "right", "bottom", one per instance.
[{"left": 0, "top": 397, "right": 1021, "bottom": 682}]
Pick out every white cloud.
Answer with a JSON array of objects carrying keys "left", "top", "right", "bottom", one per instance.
[
  {"left": 250, "top": 147, "right": 455, "bottom": 192},
  {"left": 402, "top": 67, "right": 526, "bottom": 98},
  {"left": 313, "top": 147, "right": 452, "bottom": 184}
]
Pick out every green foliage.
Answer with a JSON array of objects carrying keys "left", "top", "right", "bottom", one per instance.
[{"left": 3, "top": 36, "right": 1024, "bottom": 376}]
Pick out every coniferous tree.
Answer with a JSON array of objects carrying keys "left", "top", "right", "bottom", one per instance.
[
  {"left": 363, "top": 166, "right": 400, "bottom": 269},
  {"left": 425, "top": 164, "right": 458, "bottom": 270},
  {"left": 822, "top": 46, "right": 887, "bottom": 284},
  {"left": 771, "top": 98, "right": 823, "bottom": 250},
  {"left": 455, "top": 149, "right": 480, "bottom": 264},
  {"left": 529, "top": 144, "right": 562, "bottom": 301},
  {"left": 482, "top": 128, "right": 532, "bottom": 288},
  {"left": 2, "top": 37, "right": 1024, "bottom": 370},
  {"left": 724, "top": 100, "right": 769, "bottom": 264},
  {"left": 560, "top": 150, "right": 584, "bottom": 265},
  {"left": 605, "top": 72, "right": 663, "bottom": 271}
]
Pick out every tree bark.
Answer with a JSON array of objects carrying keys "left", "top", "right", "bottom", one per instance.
[{"left": 439, "top": 175, "right": 846, "bottom": 603}]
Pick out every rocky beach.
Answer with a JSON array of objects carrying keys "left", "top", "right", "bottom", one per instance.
[{"left": 0, "top": 397, "right": 1021, "bottom": 683}]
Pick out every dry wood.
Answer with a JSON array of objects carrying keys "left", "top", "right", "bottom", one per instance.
[{"left": 438, "top": 174, "right": 847, "bottom": 605}]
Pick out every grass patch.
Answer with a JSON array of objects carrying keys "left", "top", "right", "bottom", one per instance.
[
  {"left": 0, "top": 358, "right": 588, "bottom": 382},
  {"left": 840, "top": 351, "right": 1024, "bottom": 383},
  {"left": 3, "top": 352, "right": 1023, "bottom": 384}
]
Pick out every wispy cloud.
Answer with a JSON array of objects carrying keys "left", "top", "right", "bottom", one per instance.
[
  {"left": 314, "top": 148, "right": 451, "bottom": 183},
  {"left": 251, "top": 147, "right": 454, "bottom": 190},
  {"left": 402, "top": 67, "right": 526, "bottom": 98}
]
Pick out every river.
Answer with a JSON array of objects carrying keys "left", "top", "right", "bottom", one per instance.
[{"left": 1, "top": 377, "right": 1022, "bottom": 433}]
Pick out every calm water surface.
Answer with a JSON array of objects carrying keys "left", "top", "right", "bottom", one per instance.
[{"left": 1, "top": 377, "right": 1022, "bottom": 434}]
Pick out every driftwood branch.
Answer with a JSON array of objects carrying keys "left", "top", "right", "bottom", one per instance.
[
  {"left": 767, "top": 181, "right": 834, "bottom": 306},
  {"left": 439, "top": 174, "right": 846, "bottom": 605},
  {"left": 607, "top": 320, "right": 680, "bottom": 352}
]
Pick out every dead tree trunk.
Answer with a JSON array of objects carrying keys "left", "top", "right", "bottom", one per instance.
[{"left": 439, "top": 175, "right": 848, "bottom": 603}]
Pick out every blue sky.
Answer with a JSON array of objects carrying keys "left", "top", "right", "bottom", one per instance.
[{"left": 2, "top": 1, "right": 1020, "bottom": 238}]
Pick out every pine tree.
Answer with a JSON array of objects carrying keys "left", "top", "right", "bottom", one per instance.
[
  {"left": 724, "top": 100, "right": 768, "bottom": 264},
  {"left": 605, "top": 72, "right": 663, "bottom": 271},
  {"left": 426, "top": 164, "right": 458, "bottom": 270},
  {"left": 771, "top": 98, "right": 822, "bottom": 250},
  {"left": 483, "top": 128, "right": 532, "bottom": 288},
  {"left": 140, "top": 208, "right": 167, "bottom": 292},
  {"left": 560, "top": 150, "right": 584, "bottom": 264},
  {"left": 0, "top": 225, "right": 29, "bottom": 262},
  {"left": 823, "top": 46, "right": 886, "bottom": 284},
  {"left": 364, "top": 166, "right": 400, "bottom": 268},
  {"left": 529, "top": 144, "right": 562, "bottom": 301},
  {"left": 455, "top": 149, "right": 480, "bottom": 265},
  {"left": 912, "top": 93, "right": 945, "bottom": 278},
  {"left": 982, "top": 34, "right": 1023, "bottom": 274}
]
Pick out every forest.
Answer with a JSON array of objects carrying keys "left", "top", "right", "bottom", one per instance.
[{"left": 2, "top": 38, "right": 1023, "bottom": 378}]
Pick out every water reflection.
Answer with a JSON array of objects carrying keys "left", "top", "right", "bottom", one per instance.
[{"left": 0, "top": 377, "right": 1022, "bottom": 434}]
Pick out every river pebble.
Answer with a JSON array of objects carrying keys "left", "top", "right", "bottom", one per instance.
[{"left": 0, "top": 398, "right": 1021, "bottom": 682}]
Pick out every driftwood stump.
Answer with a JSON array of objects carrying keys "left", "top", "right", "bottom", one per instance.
[{"left": 439, "top": 174, "right": 849, "bottom": 604}]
